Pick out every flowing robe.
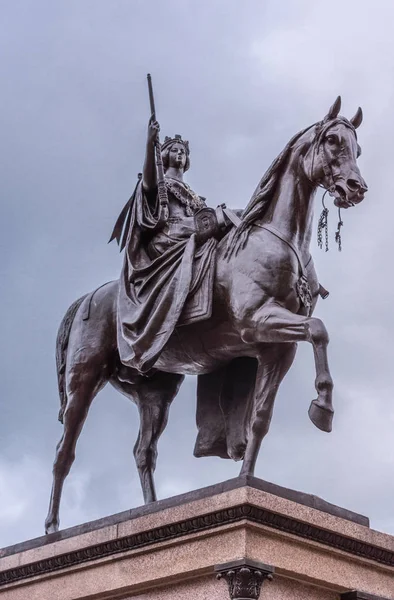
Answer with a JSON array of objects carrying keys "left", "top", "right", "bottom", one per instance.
[{"left": 116, "top": 178, "right": 216, "bottom": 373}]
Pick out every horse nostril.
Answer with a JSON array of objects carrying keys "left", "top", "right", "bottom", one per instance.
[{"left": 347, "top": 178, "right": 361, "bottom": 191}]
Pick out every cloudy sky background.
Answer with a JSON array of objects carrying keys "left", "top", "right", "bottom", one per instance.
[{"left": 1, "top": 0, "right": 394, "bottom": 548}]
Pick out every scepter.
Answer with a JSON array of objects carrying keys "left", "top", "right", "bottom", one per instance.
[{"left": 147, "top": 74, "right": 169, "bottom": 220}]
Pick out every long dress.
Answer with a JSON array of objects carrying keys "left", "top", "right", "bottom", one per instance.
[{"left": 115, "top": 177, "right": 217, "bottom": 373}]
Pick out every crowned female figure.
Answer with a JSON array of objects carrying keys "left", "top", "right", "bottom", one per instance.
[
  {"left": 111, "top": 119, "right": 218, "bottom": 373},
  {"left": 143, "top": 120, "right": 208, "bottom": 255}
]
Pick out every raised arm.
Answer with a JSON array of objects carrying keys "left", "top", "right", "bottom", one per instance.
[{"left": 142, "top": 119, "right": 159, "bottom": 194}]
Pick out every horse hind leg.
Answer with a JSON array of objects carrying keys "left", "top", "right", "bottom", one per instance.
[
  {"left": 111, "top": 371, "right": 184, "bottom": 504},
  {"left": 45, "top": 366, "right": 107, "bottom": 534}
]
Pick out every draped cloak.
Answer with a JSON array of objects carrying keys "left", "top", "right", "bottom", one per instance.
[{"left": 115, "top": 179, "right": 216, "bottom": 374}]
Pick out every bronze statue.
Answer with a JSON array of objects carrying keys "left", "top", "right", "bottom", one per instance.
[{"left": 45, "top": 91, "right": 367, "bottom": 534}]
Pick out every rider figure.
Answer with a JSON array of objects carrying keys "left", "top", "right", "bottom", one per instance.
[
  {"left": 142, "top": 118, "right": 210, "bottom": 256},
  {"left": 114, "top": 118, "right": 227, "bottom": 373}
]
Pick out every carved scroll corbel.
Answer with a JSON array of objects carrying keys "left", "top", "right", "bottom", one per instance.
[{"left": 215, "top": 559, "right": 274, "bottom": 600}]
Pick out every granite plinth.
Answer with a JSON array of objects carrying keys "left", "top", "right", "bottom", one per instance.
[{"left": 0, "top": 477, "right": 392, "bottom": 600}]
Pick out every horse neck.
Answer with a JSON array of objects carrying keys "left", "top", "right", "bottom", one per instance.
[{"left": 260, "top": 147, "right": 317, "bottom": 263}]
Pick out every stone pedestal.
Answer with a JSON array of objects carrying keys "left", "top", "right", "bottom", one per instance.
[{"left": 0, "top": 476, "right": 393, "bottom": 599}]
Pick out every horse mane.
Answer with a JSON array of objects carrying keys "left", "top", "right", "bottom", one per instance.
[{"left": 225, "top": 123, "right": 316, "bottom": 258}]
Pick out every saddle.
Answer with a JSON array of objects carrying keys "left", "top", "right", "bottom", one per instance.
[
  {"left": 179, "top": 205, "right": 242, "bottom": 326},
  {"left": 194, "top": 204, "right": 242, "bottom": 245}
]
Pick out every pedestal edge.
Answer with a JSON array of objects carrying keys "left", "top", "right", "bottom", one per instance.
[
  {"left": 0, "top": 502, "right": 391, "bottom": 588},
  {"left": 0, "top": 475, "right": 369, "bottom": 559}
]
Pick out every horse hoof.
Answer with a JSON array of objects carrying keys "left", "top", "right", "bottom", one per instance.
[
  {"left": 308, "top": 400, "right": 333, "bottom": 433},
  {"left": 239, "top": 464, "right": 253, "bottom": 478},
  {"left": 45, "top": 521, "right": 59, "bottom": 534}
]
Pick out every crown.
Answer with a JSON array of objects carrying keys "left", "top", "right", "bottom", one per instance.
[{"left": 161, "top": 134, "right": 190, "bottom": 154}]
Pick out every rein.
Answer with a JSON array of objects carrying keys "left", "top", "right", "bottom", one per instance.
[
  {"left": 255, "top": 223, "right": 328, "bottom": 303},
  {"left": 255, "top": 223, "right": 313, "bottom": 311},
  {"left": 256, "top": 223, "right": 309, "bottom": 278}
]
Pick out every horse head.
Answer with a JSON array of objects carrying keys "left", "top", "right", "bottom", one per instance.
[{"left": 303, "top": 96, "right": 368, "bottom": 209}]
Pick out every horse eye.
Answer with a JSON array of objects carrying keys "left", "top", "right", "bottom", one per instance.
[{"left": 326, "top": 135, "right": 337, "bottom": 144}]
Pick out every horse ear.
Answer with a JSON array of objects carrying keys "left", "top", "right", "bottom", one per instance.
[
  {"left": 350, "top": 107, "right": 363, "bottom": 129},
  {"left": 327, "top": 96, "right": 341, "bottom": 120}
]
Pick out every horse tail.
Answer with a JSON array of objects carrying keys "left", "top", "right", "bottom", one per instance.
[{"left": 56, "top": 294, "right": 88, "bottom": 424}]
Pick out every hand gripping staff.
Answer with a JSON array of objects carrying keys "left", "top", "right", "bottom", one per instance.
[{"left": 147, "top": 74, "right": 169, "bottom": 225}]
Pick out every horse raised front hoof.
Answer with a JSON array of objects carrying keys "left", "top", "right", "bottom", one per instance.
[{"left": 308, "top": 399, "right": 334, "bottom": 433}]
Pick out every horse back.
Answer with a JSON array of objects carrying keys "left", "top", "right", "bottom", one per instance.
[{"left": 66, "top": 280, "right": 119, "bottom": 366}]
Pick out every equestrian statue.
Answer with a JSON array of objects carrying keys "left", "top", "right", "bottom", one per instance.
[{"left": 45, "top": 80, "right": 367, "bottom": 533}]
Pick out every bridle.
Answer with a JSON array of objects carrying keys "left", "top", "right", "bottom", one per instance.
[
  {"left": 305, "top": 118, "right": 357, "bottom": 252},
  {"left": 306, "top": 118, "right": 356, "bottom": 191}
]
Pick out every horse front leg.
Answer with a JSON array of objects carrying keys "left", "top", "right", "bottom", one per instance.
[
  {"left": 241, "top": 304, "right": 334, "bottom": 433},
  {"left": 240, "top": 343, "right": 297, "bottom": 477}
]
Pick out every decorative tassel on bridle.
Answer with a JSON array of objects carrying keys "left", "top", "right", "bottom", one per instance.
[
  {"left": 317, "top": 192, "right": 329, "bottom": 252},
  {"left": 317, "top": 192, "right": 344, "bottom": 252},
  {"left": 335, "top": 208, "right": 343, "bottom": 251}
]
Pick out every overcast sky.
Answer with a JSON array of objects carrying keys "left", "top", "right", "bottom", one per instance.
[{"left": 1, "top": 0, "right": 394, "bottom": 548}]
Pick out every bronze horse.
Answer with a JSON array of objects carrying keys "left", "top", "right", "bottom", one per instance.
[{"left": 45, "top": 97, "right": 367, "bottom": 533}]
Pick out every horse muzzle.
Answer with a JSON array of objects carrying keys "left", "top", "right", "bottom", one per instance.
[{"left": 331, "top": 179, "right": 368, "bottom": 209}]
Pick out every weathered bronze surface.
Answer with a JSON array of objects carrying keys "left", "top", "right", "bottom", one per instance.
[{"left": 45, "top": 92, "right": 367, "bottom": 534}]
